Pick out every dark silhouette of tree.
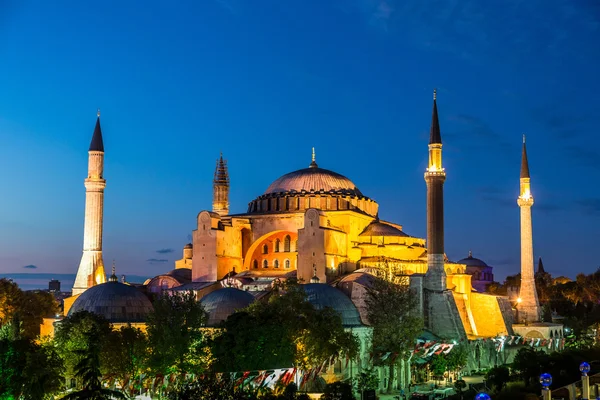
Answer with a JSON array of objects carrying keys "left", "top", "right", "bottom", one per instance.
[
  {"left": 365, "top": 277, "right": 422, "bottom": 393},
  {"left": 62, "top": 326, "right": 126, "bottom": 400},
  {"left": 146, "top": 291, "right": 208, "bottom": 376},
  {"left": 54, "top": 310, "right": 112, "bottom": 382},
  {"left": 212, "top": 281, "right": 358, "bottom": 372},
  {"left": 486, "top": 365, "right": 510, "bottom": 392},
  {"left": 0, "top": 327, "right": 63, "bottom": 399}
]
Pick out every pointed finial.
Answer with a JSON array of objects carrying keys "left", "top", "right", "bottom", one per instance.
[
  {"left": 468, "top": 250, "right": 472, "bottom": 258},
  {"left": 309, "top": 147, "right": 318, "bottom": 168},
  {"left": 523, "top": 134, "right": 526, "bottom": 144},
  {"left": 433, "top": 88, "right": 437, "bottom": 101},
  {"left": 109, "top": 260, "right": 118, "bottom": 282},
  {"left": 97, "top": 108, "right": 100, "bottom": 118}
]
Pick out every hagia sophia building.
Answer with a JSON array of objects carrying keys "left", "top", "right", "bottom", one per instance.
[{"left": 45, "top": 92, "right": 562, "bottom": 387}]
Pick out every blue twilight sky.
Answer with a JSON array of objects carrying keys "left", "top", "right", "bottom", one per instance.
[{"left": 0, "top": 0, "right": 599, "bottom": 285}]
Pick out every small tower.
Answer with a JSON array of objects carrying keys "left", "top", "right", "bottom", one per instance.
[
  {"left": 424, "top": 89, "right": 447, "bottom": 292},
  {"left": 212, "top": 153, "right": 230, "bottom": 216},
  {"left": 516, "top": 135, "right": 541, "bottom": 323},
  {"left": 72, "top": 111, "right": 107, "bottom": 295}
]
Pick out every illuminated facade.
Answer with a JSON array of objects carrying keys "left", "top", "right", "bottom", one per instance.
[
  {"left": 182, "top": 93, "right": 513, "bottom": 340},
  {"left": 72, "top": 111, "right": 107, "bottom": 295}
]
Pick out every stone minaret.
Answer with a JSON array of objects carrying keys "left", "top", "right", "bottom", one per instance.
[
  {"left": 517, "top": 135, "right": 541, "bottom": 323},
  {"left": 72, "top": 111, "right": 107, "bottom": 295},
  {"left": 212, "top": 153, "right": 229, "bottom": 216},
  {"left": 424, "top": 89, "right": 446, "bottom": 292},
  {"left": 422, "top": 91, "right": 466, "bottom": 340}
]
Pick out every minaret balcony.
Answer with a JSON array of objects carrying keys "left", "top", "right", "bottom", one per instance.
[{"left": 517, "top": 197, "right": 534, "bottom": 207}]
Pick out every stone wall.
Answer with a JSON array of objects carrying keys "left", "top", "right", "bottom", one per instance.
[
  {"left": 470, "top": 293, "right": 511, "bottom": 337},
  {"left": 425, "top": 290, "right": 467, "bottom": 340}
]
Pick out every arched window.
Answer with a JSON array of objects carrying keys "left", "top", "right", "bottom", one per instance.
[
  {"left": 284, "top": 259, "right": 290, "bottom": 269},
  {"left": 284, "top": 235, "right": 291, "bottom": 252},
  {"left": 262, "top": 244, "right": 268, "bottom": 254},
  {"left": 253, "top": 260, "right": 258, "bottom": 269},
  {"left": 274, "top": 260, "right": 279, "bottom": 268},
  {"left": 275, "top": 239, "right": 280, "bottom": 253},
  {"left": 263, "top": 260, "right": 268, "bottom": 268}
]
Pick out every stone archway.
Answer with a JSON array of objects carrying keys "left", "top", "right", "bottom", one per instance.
[{"left": 242, "top": 230, "right": 298, "bottom": 271}]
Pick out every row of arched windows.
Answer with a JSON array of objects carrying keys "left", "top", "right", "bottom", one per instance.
[
  {"left": 262, "top": 235, "right": 293, "bottom": 254},
  {"left": 253, "top": 259, "right": 292, "bottom": 269}
]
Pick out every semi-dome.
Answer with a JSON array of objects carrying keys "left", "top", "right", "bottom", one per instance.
[
  {"left": 457, "top": 251, "right": 489, "bottom": 268},
  {"left": 302, "top": 283, "right": 362, "bottom": 327},
  {"left": 265, "top": 166, "right": 362, "bottom": 197},
  {"left": 68, "top": 282, "right": 153, "bottom": 323},
  {"left": 200, "top": 287, "right": 255, "bottom": 327},
  {"left": 359, "top": 219, "right": 409, "bottom": 237}
]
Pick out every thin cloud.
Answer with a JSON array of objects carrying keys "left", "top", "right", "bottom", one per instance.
[
  {"left": 147, "top": 258, "right": 169, "bottom": 264},
  {"left": 23, "top": 264, "right": 38, "bottom": 269},
  {"left": 576, "top": 198, "right": 600, "bottom": 216},
  {"left": 156, "top": 248, "right": 174, "bottom": 254}
]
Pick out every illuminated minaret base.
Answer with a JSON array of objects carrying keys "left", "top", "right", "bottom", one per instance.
[
  {"left": 422, "top": 90, "right": 466, "bottom": 340},
  {"left": 72, "top": 112, "right": 107, "bottom": 295},
  {"left": 212, "top": 153, "right": 230, "bottom": 216},
  {"left": 516, "top": 136, "right": 541, "bottom": 323}
]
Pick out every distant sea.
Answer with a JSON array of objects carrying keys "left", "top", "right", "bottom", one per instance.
[{"left": 0, "top": 273, "right": 151, "bottom": 291}]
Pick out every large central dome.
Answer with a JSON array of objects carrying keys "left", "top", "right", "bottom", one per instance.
[
  {"left": 247, "top": 152, "right": 378, "bottom": 216},
  {"left": 265, "top": 166, "right": 362, "bottom": 196}
]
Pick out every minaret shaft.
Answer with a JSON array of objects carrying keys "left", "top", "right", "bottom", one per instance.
[
  {"left": 72, "top": 117, "right": 107, "bottom": 295},
  {"left": 517, "top": 140, "right": 541, "bottom": 323}
]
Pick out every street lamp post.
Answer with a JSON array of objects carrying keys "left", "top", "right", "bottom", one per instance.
[
  {"left": 581, "top": 362, "right": 591, "bottom": 400},
  {"left": 540, "top": 373, "right": 552, "bottom": 400}
]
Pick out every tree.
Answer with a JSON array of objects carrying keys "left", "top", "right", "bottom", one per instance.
[
  {"left": 365, "top": 277, "right": 423, "bottom": 393},
  {"left": 165, "top": 374, "right": 259, "bottom": 400},
  {"left": 430, "top": 354, "right": 447, "bottom": 380},
  {"left": 146, "top": 291, "right": 209, "bottom": 376},
  {"left": 321, "top": 381, "right": 355, "bottom": 400},
  {"left": 511, "top": 347, "right": 546, "bottom": 387},
  {"left": 62, "top": 325, "right": 126, "bottom": 400},
  {"left": 0, "top": 279, "right": 59, "bottom": 340},
  {"left": 101, "top": 325, "right": 148, "bottom": 387},
  {"left": 19, "top": 290, "right": 59, "bottom": 339},
  {"left": 486, "top": 365, "right": 510, "bottom": 392},
  {"left": 446, "top": 344, "right": 468, "bottom": 377},
  {"left": 454, "top": 379, "right": 467, "bottom": 399},
  {"left": 54, "top": 310, "right": 112, "bottom": 382},
  {"left": 354, "top": 368, "right": 379, "bottom": 393},
  {"left": 212, "top": 283, "right": 358, "bottom": 373},
  {"left": 0, "top": 337, "right": 64, "bottom": 400},
  {"left": 0, "top": 279, "right": 22, "bottom": 325}
]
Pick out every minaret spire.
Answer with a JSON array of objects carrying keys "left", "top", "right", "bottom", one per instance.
[
  {"left": 430, "top": 89, "right": 442, "bottom": 145},
  {"left": 521, "top": 134, "right": 530, "bottom": 179},
  {"left": 517, "top": 136, "right": 541, "bottom": 323},
  {"left": 212, "top": 153, "right": 230, "bottom": 216},
  {"left": 72, "top": 112, "right": 108, "bottom": 295}
]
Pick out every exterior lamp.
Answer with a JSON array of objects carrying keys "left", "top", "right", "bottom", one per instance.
[
  {"left": 474, "top": 393, "right": 491, "bottom": 400},
  {"left": 517, "top": 297, "right": 522, "bottom": 304},
  {"left": 580, "top": 362, "right": 591, "bottom": 399},
  {"left": 540, "top": 373, "right": 552, "bottom": 400}
]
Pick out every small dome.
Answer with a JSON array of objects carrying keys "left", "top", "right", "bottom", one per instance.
[
  {"left": 264, "top": 167, "right": 362, "bottom": 197},
  {"left": 184, "top": 243, "right": 193, "bottom": 249},
  {"left": 359, "top": 220, "right": 408, "bottom": 237},
  {"left": 457, "top": 252, "right": 489, "bottom": 268},
  {"left": 68, "top": 282, "right": 153, "bottom": 323},
  {"left": 200, "top": 287, "right": 255, "bottom": 327},
  {"left": 302, "top": 284, "right": 362, "bottom": 327}
]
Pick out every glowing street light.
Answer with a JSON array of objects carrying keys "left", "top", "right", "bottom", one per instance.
[{"left": 540, "top": 373, "right": 552, "bottom": 400}]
